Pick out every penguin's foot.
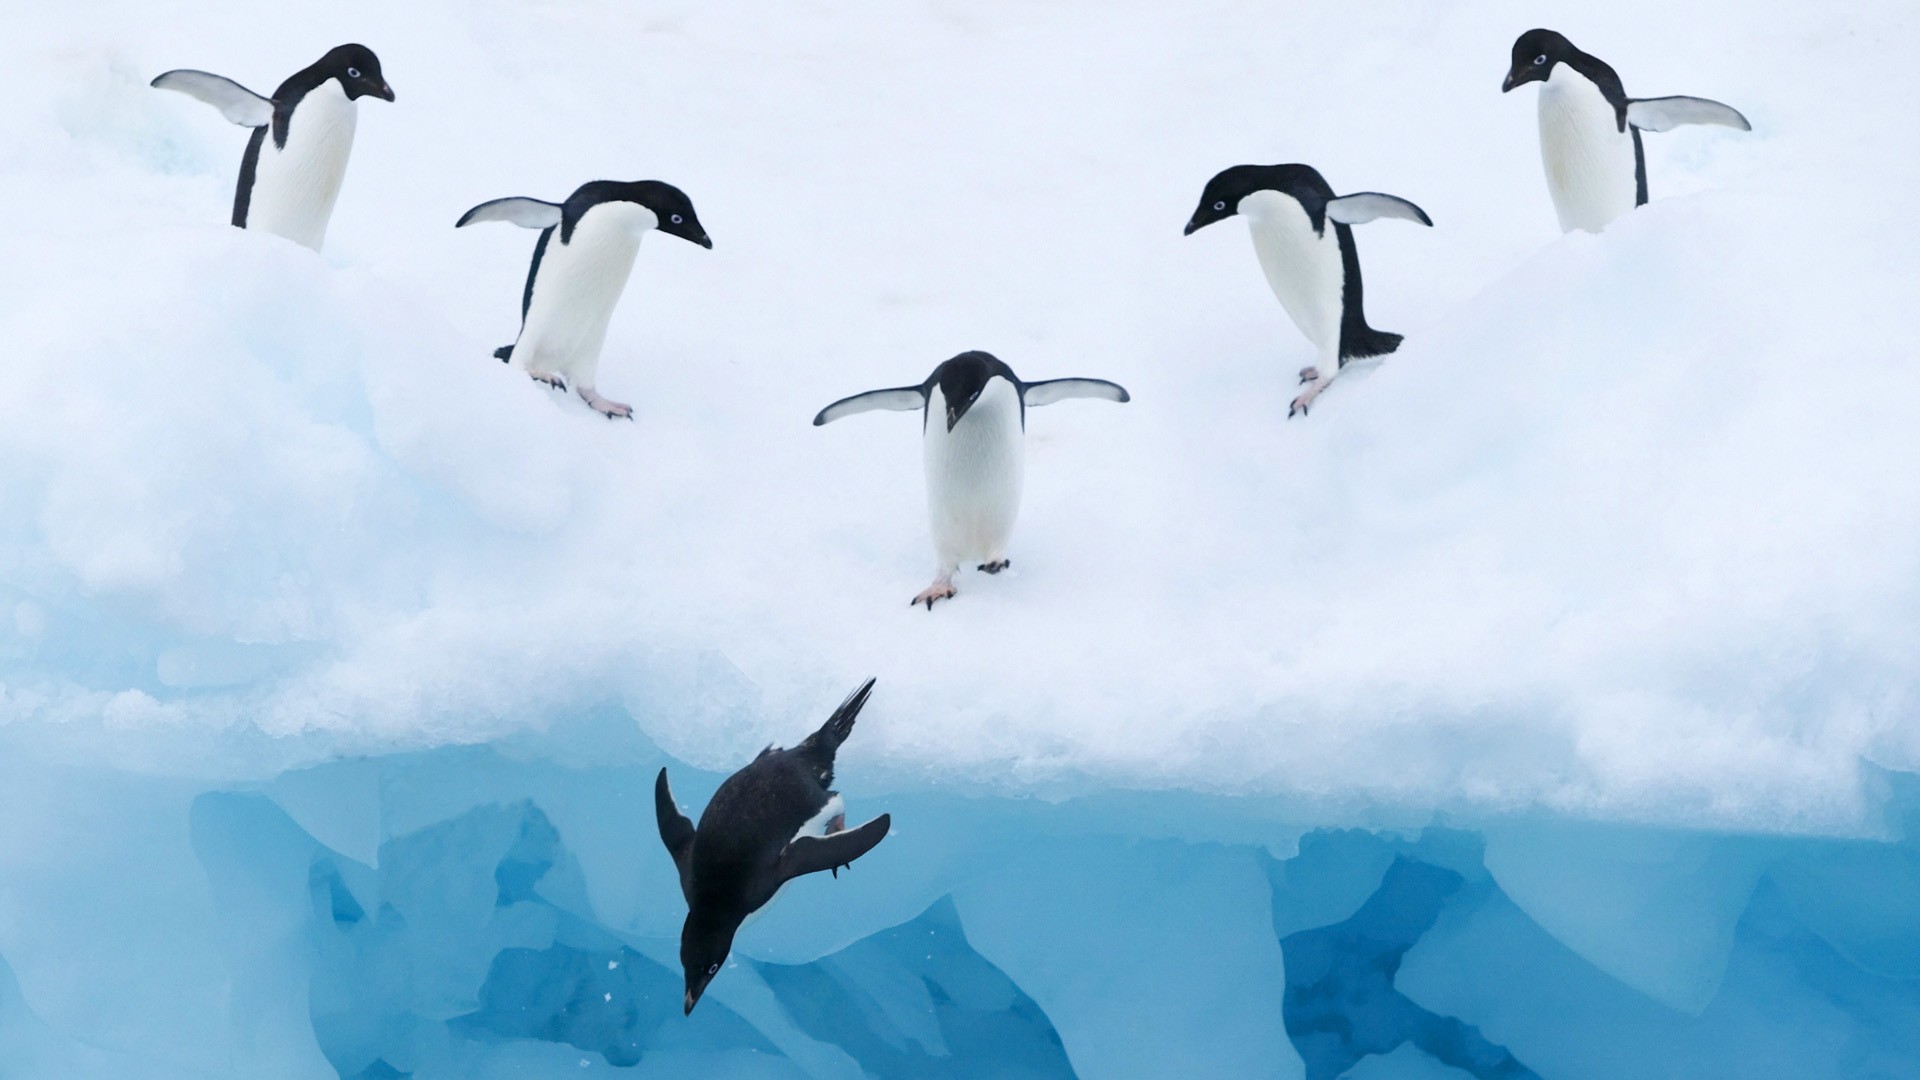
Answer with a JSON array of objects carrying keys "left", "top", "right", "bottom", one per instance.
[
  {"left": 578, "top": 388, "right": 634, "bottom": 420},
  {"left": 1298, "top": 366, "right": 1321, "bottom": 386},
  {"left": 978, "top": 559, "right": 1010, "bottom": 574},
  {"left": 528, "top": 370, "right": 567, "bottom": 391},
  {"left": 910, "top": 579, "right": 957, "bottom": 610},
  {"left": 1290, "top": 377, "right": 1331, "bottom": 418}
]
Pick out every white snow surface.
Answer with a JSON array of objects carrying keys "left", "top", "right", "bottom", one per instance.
[{"left": 1, "top": 0, "right": 1916, "bottom": 835}]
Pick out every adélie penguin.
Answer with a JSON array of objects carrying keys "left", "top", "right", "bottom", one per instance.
[
  {"left": 457, "top": 181, "right": 711, "bottom": 418},
  {"left": 151, "top": 45, "right": 394, "bottom": 251},
  {"left": 656, "top": 678, "right": 892, "bottom": 1014},
  {"left": 813, "top": 351, "right": 1130, "bottom": 610},
  {"left": 1184, "top": 164, "right": 1431, "bottom": 417},
  {"left": 1503, "top": 29, "right": 1751, "bottom": 234}
]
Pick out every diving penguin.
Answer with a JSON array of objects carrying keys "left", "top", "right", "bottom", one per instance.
[
  {"left": 813, "top": 351, "right": 1129, "bottom": 610},
  {"left": 1502, "top": 29, "right": 1751, "bottom": 234},
  {"left": 151, "top": 45, "right": 394, "bottom": 251},
  {"left": 457, "top": 180, "right": 711, "bottom": 418},
  {"left": 1184, "top": 164, "right": 1431, "bottom": 417},
  {"left": 656, "top": 677, "right": 892, "bottom": 1014}
]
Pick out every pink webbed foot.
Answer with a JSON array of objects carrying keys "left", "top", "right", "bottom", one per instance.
[
  {"left": 910, "top": 580, "right": 957, "bottom": 610},
  {"left": 578, "top": 388, "right": 633, "bottom": 420}
]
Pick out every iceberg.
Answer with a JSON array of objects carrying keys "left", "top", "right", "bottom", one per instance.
[{"left": 3, "top": 0, "right": 1918, "bottom": 1075}]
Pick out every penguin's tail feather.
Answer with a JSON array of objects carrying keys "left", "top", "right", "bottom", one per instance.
[
  {"left": 808, "top": 678, "right": 877, "bottom": 758},
  {"left": 493, "top": 344, "right": 514, "bottom": 363},
  {"left": 1342, "top": 326, "right": 1403, "bottom": 362}
]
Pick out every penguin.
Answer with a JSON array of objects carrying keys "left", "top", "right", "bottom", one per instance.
[
  {"left": 151, "top": 45, "right": 394, "bottom": 251},
  {"left": 1502, "top": 29, "right": 1751, "bottom": 234},
  {"left": 656, "top": 677, "right": 892, "bottom": 1015},
  {"left": 1184, "top": 165, "right": 1431, "bottom": 417},
  {"left": 813, "top": 351, "right": 1129, "bottom": 609},
  {"left": 457, "top": 181, "right": 711, "bottom": 419}
]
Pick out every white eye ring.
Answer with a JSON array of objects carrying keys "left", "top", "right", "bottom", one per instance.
[
  {"left": 1532, "top": 54, "right": 1547, "bottom": 66},
  {"left": 1213, "top": 201, "right": 1226, "bottom": 211},
  {"left": 347, "top": 66, "right": 361, "bottom": 78},
  {"left": 707, "top": 963, "right": 719, "bottom": 975},
  {"left": 670, "top": 214, "right": 683, "bottom": 224}
]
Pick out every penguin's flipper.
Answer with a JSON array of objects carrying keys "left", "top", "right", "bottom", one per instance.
[
  {"left": 149, "top": 70, "right": 272, "bottom": 127},
  {"left": 1626, "top": 96, "right": 1751, "bottom": 133},
  {"left": 456, "top": 197, "right": 565, "bottom": 229},
  {"left": 811, "top": 387, "right": 927, "bottom": 426},
  {"left": 1325, "top": 193, "right": 1434, "bottom": 227},
  {"left": 777, "top": 814, "right": 891, "bottom": 881},
  {"left": 654, "top": 768, "right": 697, "bottom": 900},
  {"left": 1021, "top": 378, "right": 1131, "bottom": 406}
]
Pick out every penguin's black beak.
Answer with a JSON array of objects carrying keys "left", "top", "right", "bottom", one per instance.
[
  {"left": 1501, "top": 71, "right": 1518, "bottom": 93},
  {"left": 684, "top": 989, "right": 699, "bottom": 1015},
  {"left": 1183, "top": 218, "right": 1201, "bottom": 236},
  {"left": 945, "top": 393, "right": 980, "bottom": 432},
  {"left": 695, "top": 233, "right": 713, "bottom": 249},
  {"left": 376, "top": 81, "right": 395, "bottom": 102}
]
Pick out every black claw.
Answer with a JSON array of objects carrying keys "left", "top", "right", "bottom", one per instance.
[{"left": 831, "top": 867, "right": 838, "bottom": 879}]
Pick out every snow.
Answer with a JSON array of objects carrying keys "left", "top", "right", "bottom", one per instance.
[{"left": 1, "top": 0, "right": 1918, "bottom": 1076}]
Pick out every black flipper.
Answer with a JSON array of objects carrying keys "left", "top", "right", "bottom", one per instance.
[
  {"left": 494, "top": 345, "right": 514, "bottom": 363},
  {"left": 777, "top": 814, "right": 891, "bottom": 882},
  {"left": 654, "top": 768, "right": 696, "bottom": 901}
]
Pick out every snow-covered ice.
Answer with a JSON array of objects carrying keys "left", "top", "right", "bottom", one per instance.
[{"left": 1, "top": 0, "right": 1916, "bottom": 1076}]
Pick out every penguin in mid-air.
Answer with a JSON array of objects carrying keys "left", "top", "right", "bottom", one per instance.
[
  {"left": 1184, "top": 164, "right": 1431, "bottom": 417},
  {"left": 457, "top": 181, "right": 711, "bottom": 419},
  {"left": 656, "top": 678, "right": 892, "bottom": 1014},
  {"left": 813, "top": 351, "right": 1129, "bottom": 610},
  {"left": 1502, "top": 29, "right": 1751, "bottom": 234},
  {"left": 151, "top": 45, "right": 394, "bottom": 251}
]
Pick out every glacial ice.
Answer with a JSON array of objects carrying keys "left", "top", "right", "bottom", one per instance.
[
  {"left": 4, "top": 746, "right": 1918, "bottom": 1077},
  {"left": 4, "top": 0, "right": 1920, "bottom": 1075}
]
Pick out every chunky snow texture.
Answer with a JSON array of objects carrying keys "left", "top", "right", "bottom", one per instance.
[
  {"left": 0, "top": 0, "right": 1914, "bottom": 830},
  {"left": 2, "top": 0, "right": 1919, "bottom": 1075}
]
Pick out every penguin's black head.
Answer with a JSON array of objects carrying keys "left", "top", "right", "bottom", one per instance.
[
  {"left": 319, "top": 44, "right": 393, "bottom": 102},
  {"left": 1184, "top": 164, "right": 1334, "bottom": 235},
  {"left": 932, "top": 351, "right": 1010, "bottom": 431},
  {"left": 1503, "top": 29, "right": 1575, "bottom": 92},
  {"left": 680, "top": 912, "right": 736, "bottom": 1015},
  {"left": 628, "top": 181, "right": 713, "bottom": 249}
]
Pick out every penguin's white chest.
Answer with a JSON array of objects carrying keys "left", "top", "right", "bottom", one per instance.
[
  {"left": 515, "top": 204, "right": 651, "bottom": 383},
  {"left": 248, "top": 81, "right": 357, "bottom": 251},
  {"left": 922, "top": 379, "right": 1024, "bottom": 567},
  {"left": 1241, "top": 191, "right": 1345, "bottom": 361},
  {"left": 1537, "top": 66, "right": 1640, "bottom": 233}
]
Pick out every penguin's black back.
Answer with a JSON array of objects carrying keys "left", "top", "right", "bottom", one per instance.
[
  {"left": 689, "top": 750, "right": 832, "bottom": 910},
  {"left": 687, "top": 678, "right": 875, "bottom": 909}
]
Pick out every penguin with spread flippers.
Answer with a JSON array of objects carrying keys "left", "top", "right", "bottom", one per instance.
[
  {"left": 656, "top": 678, "right": 892, "bottom": 1014},
  {"left": 1185, "top": 164, "right": 1431, "bottom": 417},
  {"left": 151, "top": 45, "right": 394, "bottom": 251},
  {"left": 1503, "top": 29, "right": 1750, "bottom": 234},
  {"left": 813, "top": 351, "right": 1129, "bottom": 610},
  {"left": 457, "top": 181, "right": 711, "bottom": 418}
]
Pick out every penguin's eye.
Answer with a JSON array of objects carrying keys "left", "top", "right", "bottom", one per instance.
[
  {"left": 346, "top": 66, "right": 361, "bottom": 79},
  {"left": 707, "top": 963, "right": 719, "bottom": 975},
  {"left": 671, "top": 214, "right": 684, "bottom": 225},
  {"left": 1213, "top": 201, "right": 1226, "bottom": 212},
  {"left": 1532, "top": 54, "right": 1547, "bottom": 66}
]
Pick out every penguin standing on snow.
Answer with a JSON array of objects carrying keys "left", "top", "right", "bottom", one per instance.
[
  {"left": 813, "top": 351, "right": 1129, "bottom": 610},
  {"left": 457, "top": 181, "right": 711, "bottom": 419},
  {"left": 1502, "top": 29, "right": 1750, "bottom": 234},
  {"left": 1184, "top": 164, "right": 1431, "bottom": 417},
  {"left": 656, "top": 678, "right": 892, "bottom": 1014},
  {"left": 151, "top": 45, "right": 394, "bottom": 251}
]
